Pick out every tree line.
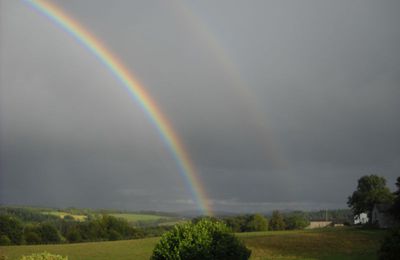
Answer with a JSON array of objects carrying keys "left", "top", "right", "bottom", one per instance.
[
  {"left": 193, "top": 211, "right": 310, "bottom": 232},
  {"left": 0, "top": 214, "right": 172, "bottom": 245}
]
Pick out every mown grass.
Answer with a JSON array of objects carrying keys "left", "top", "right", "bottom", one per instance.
[{"left": 0, "top": 228, "right": 386, "bottom": 260}]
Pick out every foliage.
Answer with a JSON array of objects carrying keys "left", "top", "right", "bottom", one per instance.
[
  {"left": 0, "top": 215, "right": 24, "bottom": 245},
  {"left": 245, "top": 214, "right": 268, "bottom": 231},
  {"left": 348, "top": 175, "right": 395, "bottom": 222},
  {"left": 24, "top": 232, "right": 41, "bottom": 245},
  {"left": 36, "top": 224, "right": 62, "bottom": 244},
  {"left": 223, "top": 214, "right": 268, "bottom": 232},
  {"left": 390, "top": 176, "right": 400, "bottom": 219},
  {"left": 19, "top": 252, "right": 67, "bottom": 260},
  {"left": 0, "top": 207, "right": 184, "bottom": 245},
  {"left": 62, "top": 215, "right": 74, "bottom": 221},
  {"left": 151, "top": 219, "right": 251, "bottom": 260},
  {"left": 284, "top": 213, "right": 310, "bottom": 230},
  {"left": 65, "top": 228, "right": 82, "bottom": 243},
  {"left": 0, "top": 208, "right": 60, "bottom": 223},
  {"left": 378, "top": 227, "right": 400, "bottom": 260},
  {"left": 0, "top": 235, "right": 11, "bottom": 246},
  {"left": 222, "top": 216, "right": 247, "bottom": 232},
  {"left": 269, "top": 211, "right": 285, "bottom": 230}
]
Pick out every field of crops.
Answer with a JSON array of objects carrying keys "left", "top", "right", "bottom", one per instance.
[{"left": 0, "top": 228, "right": 386, "bottom": 260}]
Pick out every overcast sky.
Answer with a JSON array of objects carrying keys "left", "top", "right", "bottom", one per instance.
[{"left": 1, "top": 0, "right": 399, "bottom": 214}]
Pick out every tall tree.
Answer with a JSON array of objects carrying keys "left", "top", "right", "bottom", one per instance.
[
  {"left": 246, "top": 214, "right": 268, "bottom": 231},
  {"left": 348, "top": 175, "right": 394, "bottom": 222},
  {"left": 269, "top": 211, "right": 285, "bottom": 231}
]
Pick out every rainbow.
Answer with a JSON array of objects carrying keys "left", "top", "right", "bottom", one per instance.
[
  {"left": 24, "top": 0, "right": 212, "bottom": 215},
  {"left": 172, "top": 0, "right": 287, "bottom": 169}
]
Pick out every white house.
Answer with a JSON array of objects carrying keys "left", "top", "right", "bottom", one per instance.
[{"left": 354, "top": 213, "right": 368, "bottom": 225}]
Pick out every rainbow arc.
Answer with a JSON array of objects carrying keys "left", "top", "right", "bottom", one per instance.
[{"left": 25, "top": 0, "right": 212, "bottom": 216}]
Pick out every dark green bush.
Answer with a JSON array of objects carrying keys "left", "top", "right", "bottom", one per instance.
[
  {"left": 0, "top": 235, "right": 11, "bottom": 245},
  {"left": 284, "top": 214, "right": 310, "bottom": 230},
  {"left": 378, "top": 227, "right": 400, "bottom": 260},
  {"left": 24, "top": 232, "right": 41, "bottom": 244},
  {"left": 0, "top": 215, "right": 23, "bottom": 245},
  {"left": 151, "top": 219, "right": 251, "bottom": 260},
  {"left": 65, "top": 228, "right": 82, "bottom": 243},
  {"left": 63, "top": 215, "right": 74, "bottom": 221},
  {"left": 37, "top": 223, "right": 61, "bottom": 244},
  {"left": 108, "top": 230, "right": 122, "bottom": 241}
]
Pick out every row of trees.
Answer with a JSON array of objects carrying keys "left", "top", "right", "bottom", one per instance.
[
  {"left": 0, "top": 214, "right": 171, "bottom": 245},
  {"left": 196, "top": 212, "right": 310, "bottom": 233}
]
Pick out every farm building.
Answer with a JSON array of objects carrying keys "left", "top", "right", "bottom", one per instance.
[
  {"left": 371, "top": 203, "right": 398, "bottom": 228},
  {"left": 306, "top": 221, "right": 332, "bottom": 229}
]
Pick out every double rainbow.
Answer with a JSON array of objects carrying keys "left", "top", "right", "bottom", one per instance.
[{"left": 24, "top": 0, "right": 212, "bottom": 216}]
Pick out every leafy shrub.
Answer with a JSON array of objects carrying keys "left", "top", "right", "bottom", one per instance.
[
  {"left": 24, "top": 232, "right": 42, "bottom": 244},
  {"left": 284, "top": 214, "right": 310, "bottom": 230},
  {"left": 37, "top": 224, "right": 61, "bottom": 244},
  {"left": 245, "top": 214, "right": 268, "bottom": 231},
  {"left": 19, "top": 252, "right": 67, "bottom": 260},
  {"left": 269, "top": 211, "right": 285, "bottom": 231},
  {"left": 0, "top": 215, "right": 24, "bottom": 245},
  {"left": 378, "top": 228, "right": 400, "bottom": 260},
  {"left": 151, "top": 219, "right": 251, "bottom": 260},
  {"left": 62, "top": 215, "right": 74, "bottom": 221},
  {"left": 65, "top": 228, "right": 82, "bottom": 243},
  {"left": 108, "top": 230, "right": 122, "bottom": 241},
  {"left": 0, "top": 235, "right": 11, "bottom": 245}
]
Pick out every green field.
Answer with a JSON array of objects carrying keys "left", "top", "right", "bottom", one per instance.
[
  {"left": 0, "top": 228, "right": 386, "bottom": 260},
  {"left": 109, "top": 213, "right": 169, "bottom": 222}
]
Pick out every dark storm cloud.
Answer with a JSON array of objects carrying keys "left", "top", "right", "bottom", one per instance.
[{"left": 1, "top": 0, "right": 400, "bottom": 213}]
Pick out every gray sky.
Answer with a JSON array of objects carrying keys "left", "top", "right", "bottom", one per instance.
[{"left": 1, "top": 0, "right": 399, "bottom": 213}]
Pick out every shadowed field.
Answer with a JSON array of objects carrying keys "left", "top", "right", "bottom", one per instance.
[
  {"left": 0, "top": 228, "right": 386, "bottom": 260},
  {"left": 239, "top": 228, "right": 386, "bottom": 260}
]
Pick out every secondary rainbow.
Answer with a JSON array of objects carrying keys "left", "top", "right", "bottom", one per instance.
[
  {"left": 24, "top": 0, "right": 212, "bottom": 215},
  {"left": 172, "top": 0, "right": 287, "bottom": 169}
]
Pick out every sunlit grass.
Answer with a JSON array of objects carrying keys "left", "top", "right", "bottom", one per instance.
[
  {"left": 0, "top": 227, "right": 386, "bottom": 260},
  {"left": 42, "top": 211, "right": 87, "bottom": 221}
]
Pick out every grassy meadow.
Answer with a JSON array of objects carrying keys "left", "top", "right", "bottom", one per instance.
[{"left": 0, "top": 227, "right": 386, "bottom": 260}]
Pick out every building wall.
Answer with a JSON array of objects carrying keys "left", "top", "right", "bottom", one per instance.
[
  {"left": 372, "top": 207, "right": 397, "bottom": 228},
  {"left": 307, "top": 221, "right": 332, "bottom": 229}
]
